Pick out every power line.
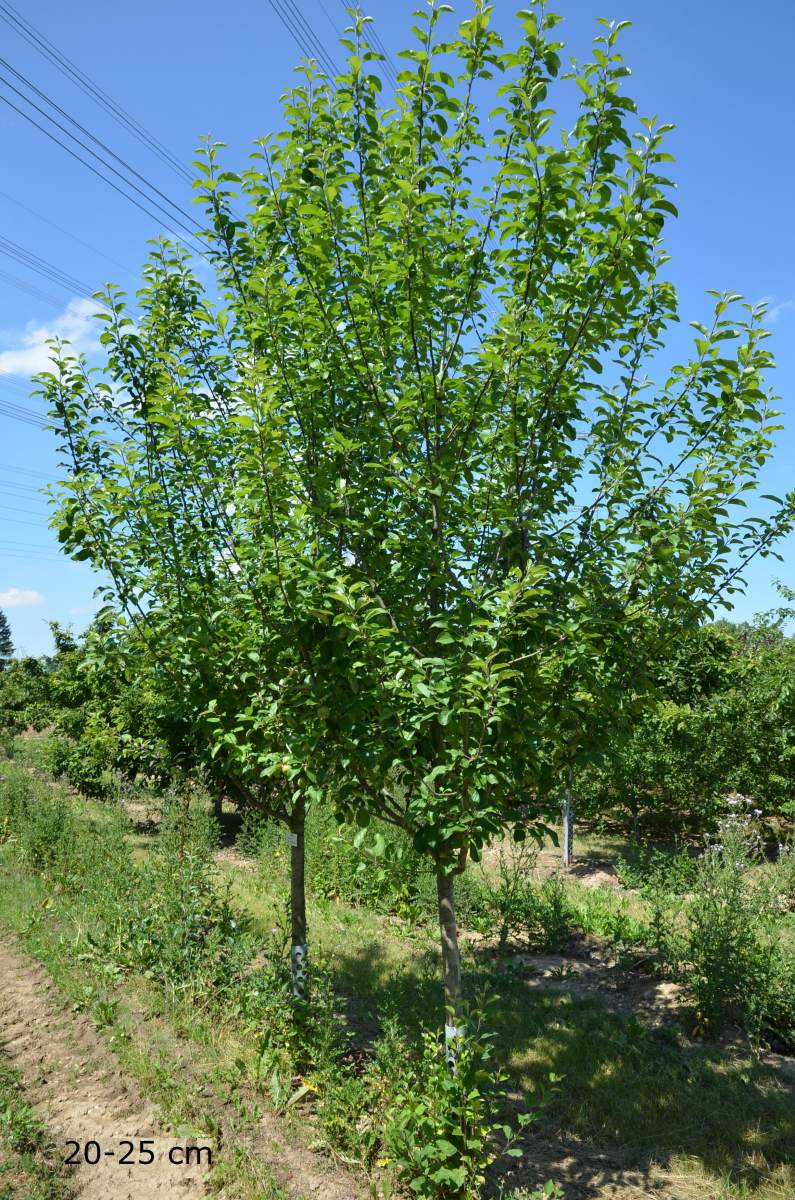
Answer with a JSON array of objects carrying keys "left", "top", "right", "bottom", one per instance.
[
  {"left": 314, "top": 0, "right": 339, "bottom": 37},
  {"left": 0, "top": 472, "right": 46, "bottom": 485},
  {"left": 0, "top": 266, "right": 66, "bottom": 309},
  {"left": 0, "top": 0, "right": 192, "bottom": 184},
  {"left": 0, "top": 68, "right": 206, "bottom": 258},
  {"left": 0, "top": 88, "right": 204, "bottom": 262},
  {"left": 0, "top": 387, "right": 48, "bottom": 412},
  {"left": 286, "top": 0, "right": 340, "bottom": 75},
  {"left": 0, "top": 461, "right": 56, "bottom": 482},
  {"left": 0, "top": 543, "right": 61, "bottom": 559},
  {"left": 0, "top": 189, "right": 136, "bottom": 280},
  {"left": 0, "top": 495, "right": 49, "bottom": 513},
  {"left": 0, "top": 395, "right": 46, "bottom": 419},
  {"left": 0, "top": 233, "right": 98, "bottom": 299},
  {"left": 0, "top": 400, "right": 48, "bottom": 428},
  {"left": 0, "top": 377, "right": 41, "bottom": 398},
  {"left": 0, "top": 539, "right": 56, "bottom": 548},
  {"left": 264, "top": 0, "right": 339, "bottom": 79},
  {"left": 0, "top": 500, "right": 48, "bottom": 518},
  {"left": 333, "top": 0, "right": 398, "bottom": 88},
  {"left": 0, "top": 550, "right": 64, "bottom": 562},
  {"left": 0, "top": 55, "right": 198, "bottom": 233},
  {"left": 0, "top": 483, "right": 48, "bottom": 502}
]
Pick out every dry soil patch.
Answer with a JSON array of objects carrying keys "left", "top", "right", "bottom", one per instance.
[{"left": 0, "top": 936, "right": 210, "bottom": 1199}]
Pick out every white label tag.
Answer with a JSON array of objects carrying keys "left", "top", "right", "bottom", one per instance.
[{"left": 285, "top": 831, "right": 298, "bottom": 848}]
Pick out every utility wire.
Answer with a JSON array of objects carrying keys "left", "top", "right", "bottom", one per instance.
[
  {"left": 0, "top": 557, "right": 49, "bottom": 565},
  {"left": 0, "top": 0, "right": 192, "bottom": 184},
  {"left": 0, "top": 461, "right": 56, "bottom": 481},
  {"left": 264, "top": 0, "right": 339, "bottom": 80},
  {"left": 314, "top": 0, "right": 339, "bottom": 37},
  {"left": 0, "top": 88, "right": 204, "bottom": 262},
  {"left": 333, "top": 0, "right": 398, "bottom": 88},
  {"left": 0, "top": 400, "right": 48, "bottom": 428},
  {"left": 0, "top": 188, "right": 135, "bottom": 279},
  {"left": 0, "top": 70, "right": 207, "bottom": 259},
  {"left": 0, "top": 542, "right": 61, "bottom": 558},
  {"left": 0, "top": 500, "right": 49, "bottom": 518},
  {"left": 0, "top": 393, "right": 48, "bottom": 417},
  {"left": 0, "top": 395, "right": 46, "bottom": 418},
  {"left": 0, "top": 515, "right": 49, "bottom": 529},
  {"left": 0, "top": 233, "right": 97, "bottom": 298},
  {"left": 0, "top": 375, "right": 42, "bottom": 396},
  {"left": 0, "top": 483, "right": 49, "bottom": 501},
  {"left": 0, "top": 539, "right": 58, "bottom": 548},
  {"left": 0, "top": 266, "right": 66, "bottom": 309},
  {"left": 0, "top": 56, "right": 198, "bottom": 232},
  {"left": 285, "top": 0, "right": 339, "bottom": 75}
]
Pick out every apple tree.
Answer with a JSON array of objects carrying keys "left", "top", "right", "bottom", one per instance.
[{"left": 42, "top": 1, "right": 794, "bottom": 1033}]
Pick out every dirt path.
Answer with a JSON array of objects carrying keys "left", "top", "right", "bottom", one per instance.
[
  {"left": 0, "top": 933, "right": 367, "bottom": 1200},
  {"left": 0, "top": 936, "right": 211, "bottom": 1199}
]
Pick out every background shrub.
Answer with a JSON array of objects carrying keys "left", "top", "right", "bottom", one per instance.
[{"left": 678, "top": 805, "right": 794, "bottom": 1049}]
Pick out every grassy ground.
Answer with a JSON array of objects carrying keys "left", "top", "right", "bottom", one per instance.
[
  {"left": 220, "top": 857, "right": 795, "bottom": 1199},
  {"left": 2, "top": 739, "right": 794, "bottom": 1200}
]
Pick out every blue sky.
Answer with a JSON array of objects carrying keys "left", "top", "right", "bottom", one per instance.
[{"left": 0, "top": 0, "right": 793, "bottom": 656}]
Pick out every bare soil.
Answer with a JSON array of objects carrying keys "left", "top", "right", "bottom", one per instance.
[
  {"left": 0, "top": 937, "right": 210, "bottom": 1199},
  {"left": 516, "top": 948, "right": 686, "bottom": 1024}
]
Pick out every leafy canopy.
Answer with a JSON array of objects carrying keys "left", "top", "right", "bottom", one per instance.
[{"left": 42, "top": 2, "right": 794, "bottom": 867}]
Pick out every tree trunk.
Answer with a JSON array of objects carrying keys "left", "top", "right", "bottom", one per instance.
[
  {"left": 437, "top": 867, "right": 464, "bottom": 1068},
  {"left": 562, "top": 765, "right": 574, "bottom": 869},
  {"left": 289, "top": 795, "right": 308, "bottom": 1001}
]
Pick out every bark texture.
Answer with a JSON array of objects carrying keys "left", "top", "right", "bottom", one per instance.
[
  {"left": 436, "top": 867, "right": 463, "bottom": 1024},
  {"left": 562, "top": 766, "right": 574, "bottom": 868},
  {"left": 289, "top": 795, "right": 308, "bottom": 999}
]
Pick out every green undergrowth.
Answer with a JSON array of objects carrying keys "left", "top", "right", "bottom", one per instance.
[
  {"left": 241, "top": 799, "right": 795, "bottom": 1051},
  {"left": 224, "top": 861, "right": 795, "bottom": 1197},
  {"left": 1, "top": 754, "right": 794, "bottom": 1200},
  {"left": 0, "top": 762, "right": 546, "bottom": 1199}
]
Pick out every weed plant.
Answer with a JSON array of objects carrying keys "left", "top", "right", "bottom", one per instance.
[
  {"left": 474, "top": 848, "right": 573, "bottom": 953},
  {"left": 380, "top": 1009, "right": 533, "bottom": 1200},
  {"left": 0, "top": 1055, "right": 71, "bottom": 1200},
  {"left": 615, "top": 844, "right": 699, "bottom": 897}
]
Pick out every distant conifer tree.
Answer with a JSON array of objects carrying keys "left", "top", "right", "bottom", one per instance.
[{"left": 0, "top": 608, "right": 12, "bottom": 669}]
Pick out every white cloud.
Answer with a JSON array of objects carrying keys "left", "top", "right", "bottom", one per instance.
[
  {"left": 0, "top": 587, "right": 44, "bottom": 608},
  {"left": 768, "top": 298, "right": 794, "bottom": 323},
  {"left": 0, "top": 297, "right": 101, "bottom": 377},
  {"left": 759, "top": 295, "right": 794, "bottom": 324}
]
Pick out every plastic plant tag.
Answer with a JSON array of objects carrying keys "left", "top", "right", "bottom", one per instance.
[
  {"left": 290, "top": 943, "right": 309, "bottom": 999},
  {"left": 444, "top": 1024, "right": 466, "bottom": 1043}
]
